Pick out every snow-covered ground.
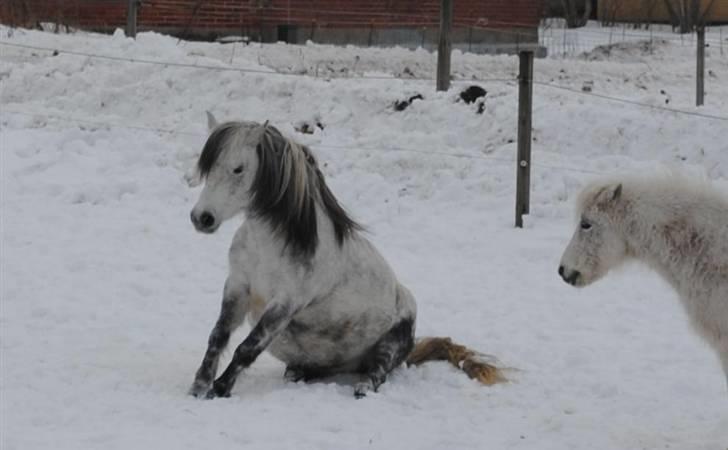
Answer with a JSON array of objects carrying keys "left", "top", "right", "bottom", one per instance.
[{"left": 1, "top": 25, "right": 727, "bottom": 450}]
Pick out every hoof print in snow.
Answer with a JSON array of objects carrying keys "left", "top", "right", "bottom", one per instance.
[
  {"left": 459, "top": 85, "right": 486, "bottom": 114},
  {"left": 295, "top": 120, "right": 325, "bottom": 135},
  {"left": 393, "top": 94, "right": 423, "bottom": 112},
  {"left": 659, "top": 89, "right": 671, "bottom": 105},
  {"left": 400, "top": 66, "right": 416, "bottom": 78},
  {"left": 475, "top": 100, "right": 485, "bottom": 114}
]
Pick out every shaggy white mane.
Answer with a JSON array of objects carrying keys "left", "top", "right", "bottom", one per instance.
[{"left": 577, "top": 172, "right": 728, "bottom": 216}]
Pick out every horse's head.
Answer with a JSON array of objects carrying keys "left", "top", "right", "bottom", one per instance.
[
  {"left": 559, "top": 182, "right": 627, "bottom": 287},
  {"left": 190, "top": 114, "right": 263, "bottom": 233}
]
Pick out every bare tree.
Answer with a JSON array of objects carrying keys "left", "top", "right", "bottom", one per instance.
[
  {"left": 640, "top": 0, "right": 661, "bottom": 28},
  {"left": 663, "top": 0, "right": 717, "bottom": 33},
  {"left": 560, "top": 0, "right": 592, "bottom": 28},
  {"left": 600, "top": 0, "right": 626, "bottom": 26}
]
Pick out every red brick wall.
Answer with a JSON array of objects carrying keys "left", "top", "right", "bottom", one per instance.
[{"left": 2, "top": 0, "right": 542, "bottom": 33}]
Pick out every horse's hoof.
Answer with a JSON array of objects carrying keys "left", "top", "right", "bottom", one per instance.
[
  {"left": 188, "top": 381, "right": 211, "bottom": 398},
  {"left": 204, "top": 382, "right": 232, "bottom": 399},
  {"left": 284, "top": 367, "right": 305, "bottom": 383},
  {"left": 204, "top": 389, "right": 231, "bottom": 399},
  {"left": 353, "top": 381, "right": 372, "bottom": 399}
]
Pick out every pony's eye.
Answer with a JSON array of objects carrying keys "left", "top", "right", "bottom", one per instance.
[
  {"left": 233, "top": 166, "right": 243, "bottom": 175},
  {"left": 580, "top": 220, "right": 592, "bottom": 230}
]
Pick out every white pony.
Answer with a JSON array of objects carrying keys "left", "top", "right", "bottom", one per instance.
[
  {"left": 188, "top": 114, "right": 504, "bottom": 399},
  {"left": 559, "top": 175, "right": 728, "bottom": 386}
]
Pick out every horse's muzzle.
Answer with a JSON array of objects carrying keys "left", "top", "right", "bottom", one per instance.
[
  {"left": 191, "top": 210, "right": 218, "bottom": 233},
  {"left": 558, "top": 265, "right": 581, "bottom": 286}
]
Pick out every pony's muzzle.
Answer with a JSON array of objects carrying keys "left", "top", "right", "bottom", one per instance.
[
  {"left": 191, "top": 209, "right": 218, "bottom": 233},
  {"left": 558, "top": 265, "right": 581, "bottom": 286}
]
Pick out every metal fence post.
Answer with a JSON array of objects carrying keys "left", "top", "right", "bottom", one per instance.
[
  {"left": 697, "top": 26, "right": 705, "bottom": 106},
  {"left": 515, "top": 50, "right": 534, "bottom": 228},
  {"left": 126, "top": 0, "right": 138, "bottom": 38},
  {"left": 436, "top": 0, "right": 452, "bottom": 91}
]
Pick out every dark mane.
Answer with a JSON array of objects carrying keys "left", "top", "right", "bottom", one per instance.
[
  {"left": 251, "top": 125, "right": 361, "bottom": 260},
  {"left": 315, "top": 165, "right": 363, "bottom": 245},
  {"left": 197, "top": 123, "right": 239, "bottom": 179}
]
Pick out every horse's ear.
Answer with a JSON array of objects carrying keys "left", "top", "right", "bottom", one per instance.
[
  {"left": 597, "top": 183, "right": 623, "bottom": 205},
  {"left": 260, "top": 123, "right": 287, "bottom": 155},
  {"left": 206, "top": 111, "right": 219, "bottom": 131},
  {"left": 611, "top": 183, "right": 623, "bottom": 201}
]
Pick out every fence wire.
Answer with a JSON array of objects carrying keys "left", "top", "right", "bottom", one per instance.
[
  {"left": 2, "top": 40, "right": 725, "bottom": 122},
  {"left": 0, "top": 107, "right": 636, "bottom": 178}
]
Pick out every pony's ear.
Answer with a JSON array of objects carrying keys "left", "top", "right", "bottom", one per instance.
[
  {"left": 206, "top": 111, "right": 219, "bottom": 131},
  {"left": 259, "top": 123, "right": 287, "bottom": 155},
  {"left": 596, "top": 183, "right": 623, "bottom": 205},
  {"left": 611, "top": 183, "right": 623, "bottom": 201}
]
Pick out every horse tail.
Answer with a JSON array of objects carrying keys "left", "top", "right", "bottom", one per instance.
[{"left": 406, "top": 337, "right": 507, "bottom": 385}]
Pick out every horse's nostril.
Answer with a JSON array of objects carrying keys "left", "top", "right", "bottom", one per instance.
[
  {"left": 190, "top": 211, "right": 198, "bottom": 225},
  {"left": 559, "top": 266, "right": 581, "bottom": 285},
  {"left": 563, "top": 270, "right": 580, "bottom": 285},
  {"left": 200, "top": 212, "right": 215, "bottom": 228}
]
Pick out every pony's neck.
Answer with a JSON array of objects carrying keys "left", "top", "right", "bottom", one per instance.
[
  {"left": 245, "top": 193, "right": 337, "bottom": 255},
  {"left": 621, "top": 193, "right": 704, "bottom": 293}
]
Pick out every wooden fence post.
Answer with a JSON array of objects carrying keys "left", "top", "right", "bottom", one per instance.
[
  {"left": 436, "top": 0, "right": 452, "bottom": 91},
  {"left": 515, "top": 50, "right": 534, "bottom": 228},
  {"left": 696, "top": 26, "right": 705, "bottom": 106},
  {"left": 126, "top": 0, "right": 138, "bottom": 38}
]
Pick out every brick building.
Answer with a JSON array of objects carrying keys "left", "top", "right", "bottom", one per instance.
[
  {"left": 1, "top": 1, "right": 544, "bottom": 54},
  {"left": 598, "top": 0, "right": 728, "bottom": 24}
]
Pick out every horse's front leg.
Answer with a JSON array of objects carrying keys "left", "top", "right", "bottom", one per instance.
[
  {"left": 206, "top": 297, "right": 298, "bottom": 399},
  {"left": 189, "top": 279, "right": 249, "bottom": 397}
]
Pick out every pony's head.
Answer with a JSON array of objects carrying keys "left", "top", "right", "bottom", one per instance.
[
  {"left": 190, "top": 113, "right": 360, "bottom": 259},
  {"left": 559, "top": 181, "right": 629, "bottom": 287},
  {"left": 190, "top": 116, "right": 263, "bottom": 234}
]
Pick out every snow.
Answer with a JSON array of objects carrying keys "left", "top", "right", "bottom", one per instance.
[{"left": 1, "top": 24, "right": 727, "bottom": 450}]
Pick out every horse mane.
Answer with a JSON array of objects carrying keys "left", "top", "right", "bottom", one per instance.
[
  {"left": 576, "top": 172, "right": 728, "bottom": 217},
  {"left": 251, "top": 124, "right": 361, "bottom": 259},
  {"left": 197, "top": 122, "right": 240, "bottom": 179}
]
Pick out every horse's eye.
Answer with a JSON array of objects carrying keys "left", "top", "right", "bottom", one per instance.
[
  {"left": 233, "top": 165, "right": 243, "bottom": 175},
  {"left": 580, "top": 220, "right": 592, "bottom": 230}
]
